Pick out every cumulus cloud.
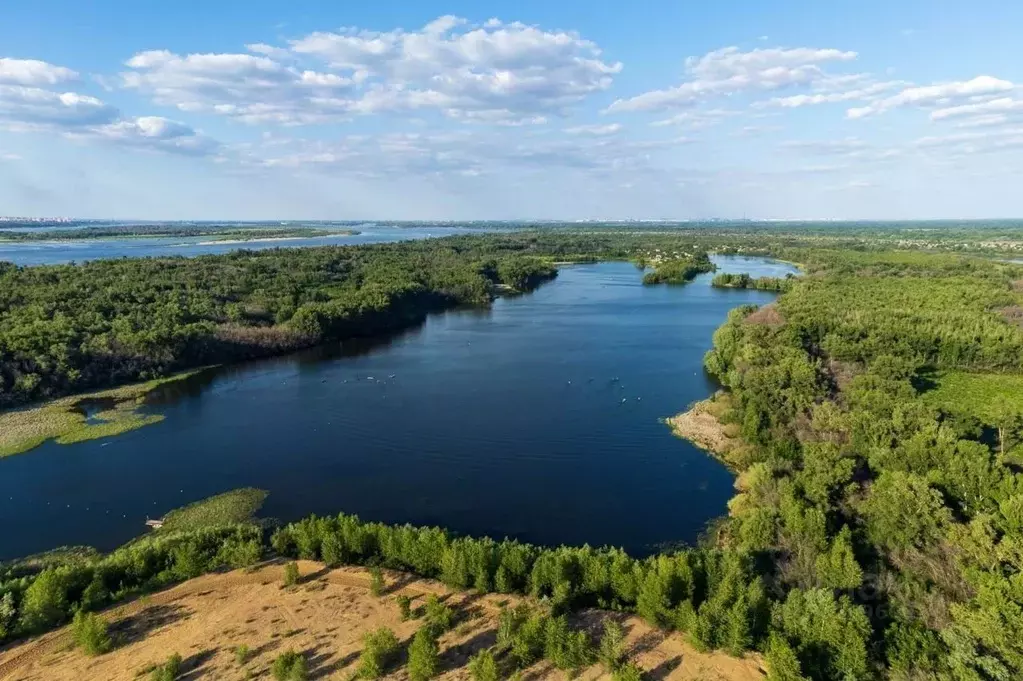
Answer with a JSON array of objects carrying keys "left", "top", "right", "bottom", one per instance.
[
  {"left": 122, "top": 49, "right": 355, "bottom": 125},
  {"left": 123, "top": 16, "right": 621, "bottom": 125},
  {"left": 0, "top": 84, "right": 118, "bottom": 130},
  {"left": 0, "top": 58, "right": 78, "bottom": 86},
  {"left": 81, "top": 116, "right": 220, "bottom": 156},
  {"left": 0, "top": 56, "right": 219, "bottom": 157},
  {"left": 606, "top": 46, "right": 856, "bottom": 113},
  {"left": 846, "top": 76, "right": 1013, "bottom": 118}
]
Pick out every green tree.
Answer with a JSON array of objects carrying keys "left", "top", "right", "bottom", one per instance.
[
  {"left": 71, "top": 610, "right": 112, "bottom": 656},
  {"left": 814, "top": 526, "right": 863, "bottom": 590},
  {"left": 357, "top": 627, "right": 399, "bottom": 679},
  {"left": 468, "top": 649, "right": 499, "bottom": 681},
  {"left": 271, "top": 649, "right": 308, "bottom": 681},
  {"left": 407, "top": 627, "right": 441, "bottom": 681},
  {"left": 283, "top": 561, "right": 299, "bottom": 587},
  {"left": 18, "top": 568, "right": 69, "bottom": 632},
  {"left": 598, "top": 619, "right": 626, "bottom": 671}
]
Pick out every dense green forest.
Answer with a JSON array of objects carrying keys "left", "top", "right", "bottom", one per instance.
[
  {"left": 641, "top": 252, "right": 716, "bottom": 284},
  {"left": 4, "top": 231, "right": 1023, "bottom": 679},
  {"left": 711, "top": 272, "right": 795, "bottom": 292}
]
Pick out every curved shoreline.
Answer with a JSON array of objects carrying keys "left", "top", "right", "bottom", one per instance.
[{"left": 666, "top": 393, "right": 743, "bottom": 470}]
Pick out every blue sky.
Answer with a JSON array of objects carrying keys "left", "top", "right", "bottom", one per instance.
[{"left": 2, "top": 0, "right": 1022, "bottom": 220}]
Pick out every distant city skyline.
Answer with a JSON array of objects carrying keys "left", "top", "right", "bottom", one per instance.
[{"left": 2, "top": 1, "right": 1023, "bottom": 220}]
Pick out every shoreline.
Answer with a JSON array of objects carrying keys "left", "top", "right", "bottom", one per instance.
[
  {"left": 666, "top": 392, "right": 743, "bottom": 471},
  {"left": 0, "top": 368, "right": 209, "bottom": 458}
]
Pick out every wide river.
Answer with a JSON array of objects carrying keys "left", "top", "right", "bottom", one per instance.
[
  {"left": 0, "top": 256, "right": 795, "bottom": 560},
  {"left": 0, "top": 225, "right": 486, "bottom": 266}
]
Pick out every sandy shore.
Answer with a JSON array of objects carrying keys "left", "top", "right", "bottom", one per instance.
[
  {"left": 0, "top": 561, "right": 766, "bottom": 681},
  {"left": 666, "top": 394, "right": 742, "bottom": 467}
]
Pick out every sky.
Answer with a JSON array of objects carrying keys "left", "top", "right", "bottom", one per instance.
[{"left": 2, "top": 0, "right": 1023, "bottom": 221}]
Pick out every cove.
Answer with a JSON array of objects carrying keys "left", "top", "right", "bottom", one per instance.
[{"left": 0, "top": 256, "right": 796, "bottom": 560}]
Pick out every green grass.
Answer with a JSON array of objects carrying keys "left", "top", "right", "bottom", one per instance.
[
  {"left": 159, "top": 488, "right": 268, "bottom": 532},
  {"left": 922, "top": 370, "right": 1023, "bottom": 423},
  {"left": 0, "top": 369, "right": 205, "bottom": 458}
]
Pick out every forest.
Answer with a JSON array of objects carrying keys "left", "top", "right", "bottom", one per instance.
[
  {"left": 3, "top": 231, "right": 1023, "bottom": 679},
  {"left": 711, "top": 272, "right": 795, "bottom": 292}
]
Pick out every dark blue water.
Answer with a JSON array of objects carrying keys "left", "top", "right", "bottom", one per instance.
[
  {"left": 0, "top": 257, "right": 794, "bottom": 559},
  {"left": 0, "top": 225, "right": 487, "bottom": 266}
]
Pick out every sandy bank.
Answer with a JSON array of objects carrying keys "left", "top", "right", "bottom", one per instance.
[
  {"left": 0, "top": 561, "right": 766, "bottom": 681},
  {"left": 666, "top": 393, "right": 744, "bottom": 468}
]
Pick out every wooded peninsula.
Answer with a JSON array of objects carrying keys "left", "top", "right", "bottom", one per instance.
[{"left": 2, "top": 228, "right": 1023, "bottom": 680}]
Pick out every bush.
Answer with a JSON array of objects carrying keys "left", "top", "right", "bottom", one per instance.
[
  {"left": 71, "top": 610, "right": 112, "bottom": 656},
  {"left": 543, "top": 615, "right": 594, "bottom": 671},
  {"left": 369, "top": 566, "right": 384, "bottom": 597},
  {"left": 150, "top": 653, "right": 182, "bottom": 681},
  {"left": 235, "top": 644, "right": 251, "bottom": 665},
  {"left": 598, "top": 619, "right": 626, "bottom": 671},
  {"left": 613, "top": 662, "right": 645, "bottom": 681},
  {"left": 283, "top": 562, "right": 299, "bottom": 587},
  {"left": 272, "top": 649, "right": 308, "bottom": 681},
  {"left": 468, "top": 649, "right": 499, "bottom": 681},
  {"left": 18, "top": 568, "right": 69, "bottom": 632},
  {"left": 423, "top": 594, "right": 453, "bottom": 634},
  {"left": 407, "top": 627, "right": 440, "bottom": 681},
  {"left": 397, "top": 595, "right": 413, "bottom": 621},
  {"left": 357, "top": 627, "right": 400, "bottom": 679}
]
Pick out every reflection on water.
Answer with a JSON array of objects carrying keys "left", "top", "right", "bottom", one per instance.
[{"left": 0, "top": 257, "right": 797, "bottom": 560}]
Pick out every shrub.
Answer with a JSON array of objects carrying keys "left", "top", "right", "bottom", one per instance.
[
  {"left": 407, "top": 627, "right": 440, "bottom": 681},
  {"left": 543, "top": 615, "right": 594, "bottom": 671},
  {"left": 598, "top": 619, "right": 626, "bottom": 671},
  {"left": 357, "top": 627, "right": 400, "bottom": 679},
  {"left": 612, "top": 662, "right": 645, "bottom": 681},
  {"left": 397, "top": 595, "right": 413, "bottom": 621},
  {"left": 271, "top": 649, "right": 308, "bottom": 681},
  {"left": 468, "top": 649, "right": 499, "bottom": 681},
  {"left": 283, "top": 562, "right": 299, "bottom": 587},
  {"left": 369, "top": 566, "right": 384, "bottom": 597},
  {"left": 423, "top": 594, "right": 454, "bottom": 634},
  {"left": 18, "top": 568, "right": 69, "bottom": 632},
  {"left": 71, "top": 610, "right": 112, "bottom": 656},
  {"left": 235, "top": 644, "right": 251, "bottom": 665},
  {"left": 150, "top": 653, "right": 182, "bottom": 681}
]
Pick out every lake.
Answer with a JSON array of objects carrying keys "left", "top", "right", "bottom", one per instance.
[
  {"left": 0, "top": 225, "right": 487, "bottom": 266},
  {"left": 0, "top": 256, "right": 795, "bottom": 560}
]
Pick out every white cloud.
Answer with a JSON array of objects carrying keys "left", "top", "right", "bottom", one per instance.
[
  {"left": 783, "top": 137, "right": 868, "bottom": 154},
  {"left": 650, "top": 108, "right": 737, "bottom": 128},
  {"left": 607, "top": 46, "right": 856, "bottom": 113},
  {"left": 930, "top": 96, "right": 1023, "bottom": 121},
  {"left": 564, "top": 123, "right": 621, "bottom": 135},
  {"left": 0, "top": 58, "right": 78, "bottom": 86},
  {"left": 124, "top": 16, "right": 621, "bottom": 125},
  {"left": 760, "top": 80, "right": 902, "bottom": 108},
  {"left": 846, "top": 76, "right": 1014, "bottom": 118},
  {"left": 0, "top": 152, "right": 21, "bottom": 161},
  {"left": 122, "top": 49, "right": 355, "bottom": 125},
  {"left": 0, "top": 56, "right": 219, "bottom": 157},
  {"left": 81, "top": 116, "right": 220, "bottom": 156},
  {"left": 914, "top": 126, "right": 1023, "bottom": 155},
  {"left": 0, "top": 84, "right": 118, "bottom": 130}
]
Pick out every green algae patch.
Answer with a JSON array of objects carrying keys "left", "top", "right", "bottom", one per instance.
[
  {"left": 0, "top": 370, "right": 204, "bottom": 458},
  {"left": 159, "top": 488, "right": 269, "bottom": 532}
]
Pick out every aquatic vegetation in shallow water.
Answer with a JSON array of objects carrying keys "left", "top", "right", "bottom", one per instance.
[{"left": 0, "top": 370, "right": 202, "bottom": 457}]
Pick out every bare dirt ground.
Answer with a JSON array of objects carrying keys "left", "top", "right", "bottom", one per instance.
[{"left": 0, "top": 561, "right": 766, "bottom": 681}]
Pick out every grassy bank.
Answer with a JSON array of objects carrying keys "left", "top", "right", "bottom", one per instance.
[{"left": 0, "top": 370, "right": 203, "bottom": 457}]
